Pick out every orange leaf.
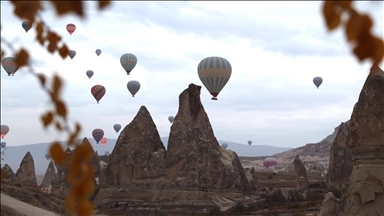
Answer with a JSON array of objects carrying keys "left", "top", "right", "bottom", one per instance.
[
  {"left": 49, "top": 1, "right": 84, "bottom": 17},
  {"left": 46, "top": 31, "right": 61, "bottom": 44},
  {"left": 58, "top": 45, "right": 69, "bottom": 59},
  {"left": 50, "top": 142, "right": 66, "bottom": 165},
  {"left": 55, "top": 100, "right": 67, "bottom": 119},
  {"left": 52, "top": 74, "right": 62, "bottom": 97},
  {"left": 11, "top": 1, "right": 41, "bottom": 23},
  {"left": 371, "top": 37, "right": 384, "bottom": 65},
  {"left": 345, "top": 12, "right": 359, "bottom": 41},
  {"left": 47, "top": 42, "right": 57, "bottom": 53},
  {"left": 353, "top": 33, "right": 375, "bottom": 62},
  {"left": 37, "top": 73, "right": 46, "bottom": 86},
  {"left": 322, "top": 1, "right": 341, "bottom": 31},
  {"left": 98, "top": 0, "right": 111, "bottom": 10},
  {"left": 41, "top": 112, "right": 54, "bottom": 128},
  {"left": 15, "top": 48, "right": 29, "bottom": 68}
]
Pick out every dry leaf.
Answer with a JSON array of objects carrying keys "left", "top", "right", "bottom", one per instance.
[
  {"left": 15, "top": 48, "right": 29, "bottom": 68},
  {"left": 50, "top": 142, "right": 66, "bottom": 165},
  {"left": 55, "top": 100, "right": 67, "bottom": 119},
  {"left": 41, "top": 112, "right": 54, "bottom": 128},
  {"left": 49, "top": 1, "right": 84, "bottom": 17},
  {"left": 55, "top": 122, "right": 63, "bottom": 131},
  {"left": 52, "top": 74, "right": 62, "bottom": 97},
  {"left": 47, "top": 42, "right": 57, "bottom": 53},
  {"left": 11, "top": 1, "right": 41, "bottom": 23},
  {"left": 98, "top": 0, "right": 111, "bottom": 10},
  {"left": 37, "top": 73, "right": 46, "bottom": 86},
  {"left": 59, "top": 45, "right": 69, "bottom": 59},
  {"left": 65, "top": 194, "right": 75, "bottom": 214},
  {"left": 353, "top": 33, "right": 375, "bottom": 62}
]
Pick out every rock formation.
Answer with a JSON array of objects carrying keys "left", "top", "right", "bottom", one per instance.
[
  {"left": 165, "top": 84, "right": 248, "bottom": 189},
  {"left": 1, "top": 164, "right": 16, "bottom": 183},
  {"left": 338, "top": 66, "right": 384, "bottom": 215},
  {"left": 318, "top": 192, "right": 340, "bottom": 216},
  {"left": 293, "top": 155, "right": 309, "bottom": 193},
  {"left": 39, "top": 161, "right": 56, "bottom": 189},
  {"left": 326, "top": 120, "right": 353, "bottom": 197},
  {"left": 102, "top": 105, "right": 166, "bottom": 186},
  {"left": 15, "top": 152, "right": 37, "bottom": 187}
]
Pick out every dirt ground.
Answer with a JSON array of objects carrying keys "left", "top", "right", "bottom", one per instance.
[{"left": 1, "top": 193, "right": 60, "bottom": 216}]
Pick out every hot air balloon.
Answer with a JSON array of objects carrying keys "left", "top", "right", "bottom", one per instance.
[
  {"left": 66, "top": 23, "right": 76, "bottom": 35},
  {"left": 22, "top": 20, "right": 32, "bottom": 33},
  {"left": 101, "top": 137, "right": 107, "bottom": 146},
  {"left": 1, "top": 142, "right": 6, "bottom": 148},
  {"left": 313, "top": 77, "right": 323, "bottom": 89},
  {"left": 68, "top": 50, "right": 76, "bottom": 59},
  {"left": 95, "top": 49, "right": 102, "bottom": 56},
  {"left": 92, "top": 129, "right": 104, "bottom": 144},
  {"left": 168, "top": 116, "right": 175, "bottom": 123},
  {"left": 2, "top": 57, "right": 19, "bottom": 76},
  {"left": 91, "top": 85, "right": 106, "bottom": 104},
  {"left": 45, "top": 153, "right": 50, "bottom": 160},
  {"left": 105, "top": 151, "right": 110, "bottom": 156},
  {"left": 113, "top": 124, "right": 121, "bottom": 133},
  {"left": 120, "top": 53, "right": 137, "bottom": 75},
  {"left": 1, "top": 125, "right": 10, "bottom": 139},
  {"left": 247, "top": 140, "right": 252, "bottom": 146},
  {"left": 221, "top": 143, "right": 228, "bottom": 149},
  {"left": 263, "top": 157, "right": 278, "bottom": 168},
  {"left": 127, "top": 80, "right": 140, "bottom": 97},
  {"left": 86, "top": 70, "right": 94, "bottom": 79},
  {"left": 197, "top": 56, "right": 232, "bottom": 100}
]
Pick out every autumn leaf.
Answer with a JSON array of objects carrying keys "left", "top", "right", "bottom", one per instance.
[
  {"left": 11, "top": 1, "right": 42, "bottom": 23},
  {"left": 98, "top": 0, "right": 111, "bottom": 10},
  {"left": 52, "top": 74, "right": 62, "bottom": 97},
  {"left": 59, "top": 45, "right": 70, "bottom": 59},
  {"left": 49, "top": 1, "right": 84, "bottom": 17},
  {"left": 41, "top": 111, "right": 54, "bottom": 128},
  {"left": 50, "top": 142, "right": 66, "bottom": 165},
  {"left": 353, "top": 33, "right": 375, "bottom": 62},
  {"left": 55, "top": 100, "right": 67, "bottom": 119},
  {"left": 15, "top": 48, "right": 29, "bottom": 68}
]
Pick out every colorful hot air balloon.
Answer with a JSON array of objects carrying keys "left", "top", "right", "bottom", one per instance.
[
  {"left": 113, "top": 124, "right": 121, "bottom": 133},
  {"left": 1, "top": 125, "right": 10, "bottom": 139},
  {"left": 22, "top": 20, "right": 32, "bottom": 33},
  {"left": 127, "top": 80, "right": 140, "bottom": 97},
  {"left": 105, "top": 151, "right": 110, "bottom": 156},
  {"left": 101, "top": 137, "right": 107, "bottom": 146},
  {"left": 221, "top": 143, "right": 228, "bottom": 149},
  {"left": 247, "top": 140, "right": 252, "bottom": 146},
  {"left": 66, "top": 23, "right": 76, "bottom": 35},
  {"left": 95, "top": 49, "right": 102, "bottom": 56},
  {"left": 92, "top": 129, "right": 104, "bottom": 144},
  {"left": 197, "top": 56, "right": 232, "bottom": 100},
  {"left": 313, "top": 77, "right": 323, "bottom": 89},
  {"left": 86, "top": 70, "right": 94, "bottom": 79},
  {"left": 91, "top": 85, "right": 106, "bottom": 104},
  {"left": 168, "top": 116, "right": 175, "bottom": 123},
  {"left": 120, "top": 53, "right": 137, "bottom": 75},
  {"left": 263, "top": 157, "right": 278, "bottom": 168},
  {"left": 2, "top": 57, "right": 19, "bottom": 76},
  {"left": 68, "top": 50, "right": 76, "bottom": 59}
]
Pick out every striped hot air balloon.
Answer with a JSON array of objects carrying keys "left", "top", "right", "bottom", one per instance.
[
  {"left": 197, "top": 56, "right": 232, "bottom": 100},
  {"left": 2, "top": 57, "right": 19, "bottom": 76},
  {"left": 91, "top": 85, "right": 106, "bottom": 104},
  {"left": 1, "top": 125, "right": 10, "bottom": 139},
  {"left": 66, "top": 23, "right": 76, "bottom": 35},
  {"left": 92, "top": 129, "right": 104, "bottom": 144},
  {"left": 120, "top": 53, "right": 137, "bottom": 75}
]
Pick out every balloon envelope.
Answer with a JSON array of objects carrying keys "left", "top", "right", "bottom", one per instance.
[
  {"left": 66, "top": 23, "right": 76, "bottom": 35},
  {"left": 113, "top": 124, "right": 121, "bottom": 133},
  {"left": 105, "top": 151, "right": 110, "bottom": 156},
  {"left": 95, "top": 49, "right": 102, "bottom": 56},
  {"left": 221, "top": 143, "right": 228, "bottom": 149},
  {"left": 247, "top": 140, "right": 252, "bottom": 146},
  {"left": 86, "top": 70, "right": 94, "bottom": 79},
  {"left": 1, "top": 125, "right": 10, "bottom": 139},
  {"left": 127, "top": 80, "right": 141, "bottom": 97},
  {"left": 1, "top": 142, "right": 6, "bottom": 148},
  {"left": 120, "top": 53, "right": 137, "bottom": 75},
  {"left": 91, "top": 85, "right": 106, "bottom": 103},
  {"left": 22, "top": 20, "right": 32, "bottom": 32},
  {"left": 313, "top": 77, "right": 323, "bottom": 88},
  {"left": 2, "top": 57, "right": 19, "bottom": 76},
  {"left": 101, "top": 137, "right": 107, "bottom": 146},
  {"left": 197, "top": 56, "right": 232, "bottom": 100},
  {"left": 168, "top": 116, "right": 175, "bottom": 123},
  {"left": 45, "top": 154, "right": 50, "bottom": 160},
  {"left": 68, "top": 50, "right": 76, "bottom": 59},
  {"left": 92, "top": 129, "right": 104, "bottom": 144},
  {"left": 263, "top": 157, "right": 278, "bottom": 168}
]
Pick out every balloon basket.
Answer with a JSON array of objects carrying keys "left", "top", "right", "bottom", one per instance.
[{"left": 211, "top": 97, "right": 217, "bottom": 100}]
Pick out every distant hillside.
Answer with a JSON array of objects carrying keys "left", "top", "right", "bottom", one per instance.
[
  {"left": 0, "top": 137, "right": 291, "bottom": 175},
  {"left": 272, "top": 120, "right": 349, "bottom": 163}
]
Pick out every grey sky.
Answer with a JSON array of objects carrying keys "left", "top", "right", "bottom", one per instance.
[{"left": 0, "top": 1, "right": 383, "bottom": 148}]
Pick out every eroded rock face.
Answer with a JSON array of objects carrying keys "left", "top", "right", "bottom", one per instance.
[
  {"left": 1, "top": 164, "right": 16, "bottom": 184},
  {"left": 319, "top": 192, "right": 340, "bottom": 216},
  {"left": 102, "top": 106, "right": 166, "bottom": 186},
  {"left": 39, "top": 161, "right": 56, "bottom": 188},
  {"left": 340, "top": 66, "right": 384, "bottom": 216},
  {"left": 165, "top": 84, "right": 248, "bottom": 190},
  {"left": 293, "top": 155, "right": 309, "bottom": 193},
  {"left": 15, "top": 152, "right": 37, "bottom": 187},
  {"left": 326, "top": 121, "right": 353, "bottom": 196}
]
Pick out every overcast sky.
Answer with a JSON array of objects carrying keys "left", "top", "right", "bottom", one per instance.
[{"left": 1, "top": 1, "right": 383, "bottom": 148}]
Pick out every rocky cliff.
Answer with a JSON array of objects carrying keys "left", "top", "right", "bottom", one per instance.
[{"left": 15, "top": 152, "right": 37, "bottom": 188}]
